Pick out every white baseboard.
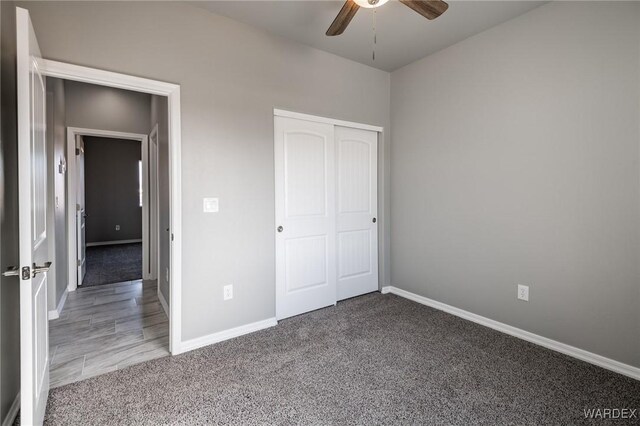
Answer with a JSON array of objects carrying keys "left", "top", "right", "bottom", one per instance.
[
  {"left": 86, "top": 239, "right": 142, "bottom": 247},
  {"left": 48, "top": 286, "right": 69, "bottom": 320},
  {"left": 180, "top": 318, "right": 277, "bottom": 353},
  {"left": 381, "top": 286, "right": 640, "bottom": 381},
  {"left": 2, "top": 392, "right": 19, "bottom": 426},
  {"left": 158, "top": 288, "right": 169, "bottom": 318}
]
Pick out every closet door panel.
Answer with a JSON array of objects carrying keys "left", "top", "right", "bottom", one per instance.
[
  {"left": 336, "top": 126, "right": 378, "bottom": 300},
  {"left": 275, "top": 117, "right": 336, "bottom": 320}
]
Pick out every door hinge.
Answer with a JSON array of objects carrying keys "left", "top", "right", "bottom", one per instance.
[
  {"left": 21, "top": 266, "right": 31, "bottom": 280},
  {"left": 171, "top": 233, "right": 174, "bottom": 242},
  {"left": 77, "top": 259, "right": 81, "bottom": 267},
  {"left": 75, "top": 148, "right": 80, "bottom": 155}
]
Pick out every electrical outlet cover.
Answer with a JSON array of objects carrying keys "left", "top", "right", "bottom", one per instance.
[
  {"left": 223, "top": 284, "right": 233, "bottom": 300},
  {"left": 517, "top": 284, "right": 529, "bottom": 301}
]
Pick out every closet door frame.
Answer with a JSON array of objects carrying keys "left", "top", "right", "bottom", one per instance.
[
  {"left": 274, "top": 109, "right": 383, "bottom": 320},
  {"left": 274, "top": 109, "right": 383, "bottom": 134}
]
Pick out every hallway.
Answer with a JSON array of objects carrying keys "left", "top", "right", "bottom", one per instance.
[{"left": 49, "top": 280, "right": 169, "bottom": 388}]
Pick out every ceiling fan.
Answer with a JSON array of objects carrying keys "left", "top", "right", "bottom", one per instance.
[{"left": 326, "top": 0, "right": 449, "bottom": 36}]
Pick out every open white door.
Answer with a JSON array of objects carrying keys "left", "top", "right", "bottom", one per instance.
[
  {"left": 149, "top": 125, "right": 159, "bottom": 281},
  {"left": 76, "top": 136, "right": 86, "bottom": 285},
  {"left": 16, "top": 7, "right": 50, "bottom": 425}
]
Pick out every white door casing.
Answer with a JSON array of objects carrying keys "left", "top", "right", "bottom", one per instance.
[
  {"left": 76, "top": 136, "right": 86, "bottom": 285},
  {"left": 17, "top": 7, "right": 50, "bottom": 425},
  {"left": 335, "top": 126, "right": 378, "bottom": 300},
  {"left": 65, "top": 128, "right": 149, "bottom": 291},
  {"left": 275, "top": 117, "right": 337, "bottom": 320},
  {"left": 42, "top": 61, "right": 182, "bottom": 354}
]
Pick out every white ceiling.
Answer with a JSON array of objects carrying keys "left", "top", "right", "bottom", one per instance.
[{"left": 195, "top": 1, "right": 545, "bottom": 72}]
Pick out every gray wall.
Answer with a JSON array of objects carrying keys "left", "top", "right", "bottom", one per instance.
[
  {"left": 84, "top": 137, "right": 143, "bottom": 243},
  {"left": 390, "top": 1, "right": 640, "bottom": 367},
  {"left": 21, "top": 1, "right": 391, "bottom": 341},
  {"left": 46, "top": 77, "right": 68, "bottom": 312},
  {"left": 65, "top": 80, "right": 151, "bottom": 135},
  {"left": 0, "top": 1, "right": 21, "bottom": 423},
  {"left": 151, "top": 95, "right": 170, "bottom": 306}
]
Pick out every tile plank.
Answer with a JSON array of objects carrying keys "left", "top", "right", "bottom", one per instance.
[{"left": 116, "top": 312, "right": 168, "bottom": 333}]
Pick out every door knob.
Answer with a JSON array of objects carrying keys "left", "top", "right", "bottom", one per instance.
[
  {"left": 277, "top": 226, "right": 283, "bottom": 233},
  {"left": 32, "top": 262, "right": 52, "bottom": 277},
  {"left": 2, "top": 266, "right": 19, "bottom": 277},
  {"left": 372, "top": 217, "right": 377, "bottom": 223}
]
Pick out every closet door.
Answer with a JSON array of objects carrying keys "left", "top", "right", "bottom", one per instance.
[
  {"left": 275, "top": 117, "right": 336, "bottom": 320},
  {"left": 336, "top": 126, "right": 378, "bottom": 301}
]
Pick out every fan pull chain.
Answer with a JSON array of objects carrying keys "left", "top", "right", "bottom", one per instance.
[{"left": 372, "top": 9, "right": 377, "bottom": 61}]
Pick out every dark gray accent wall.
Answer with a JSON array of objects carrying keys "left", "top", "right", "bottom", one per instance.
[
  {"left": 84, "top": 137, "right": 142, "bottom": 243},
  {"left": 0, "top": 1, "right": 21, "bottom": 423}
]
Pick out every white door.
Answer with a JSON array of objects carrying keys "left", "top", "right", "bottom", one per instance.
[
  {"left": 335, "top": 126, "right": 378, "bottom": 300},
  {"left": 275, "top": 117, "right": 336, "bottom": 320},
  {"left": 76, "top": 136, "right": 86, "bottom": 285},
  {"left": 16, "top": 7, "right": 50, "bottom": 425},
  {"left": 149, "top": 125, "right": 159, "bottom": 280}
]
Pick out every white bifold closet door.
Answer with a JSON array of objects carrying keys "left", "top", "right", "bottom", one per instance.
[{"left": 275, "top": 116, "right": 378, "bottom": 320}]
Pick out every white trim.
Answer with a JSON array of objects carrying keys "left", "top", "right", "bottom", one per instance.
[
  {"left": 180, "top": 318, "right": 278, "bottom": 353},
  {"left": 158, "top": 288, "right": 169, "bottom": 318},
  {"left": 47, "top": 287, "right": 68, "bottom": 320},
  {"left": 381, "top": 286, "right": 640, "bottom": 381},
  {"left": 42, "top": 59, "right": 178, "bottom": 96},
  {"left": 1, "top": 392, "right": 20, "bottom": 426},
  {"left": 168, "top": 87, "right": 183, "bottom": 355},
  {"left": 42, "top": 59, "right": 182, "bottom": 355},
  {"left": 274, "top": 109, "right": 384, "bottom": 133},
  {"left": 86, "top": 239, "right": 143, "bottom": 247}
]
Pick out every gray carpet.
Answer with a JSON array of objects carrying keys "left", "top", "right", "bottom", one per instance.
[
  {"left": 44, "top": 293, "right": 640, "bottom": 425},
  {"left": 82, "top": 243, "right": 142, "bottom": 287}
]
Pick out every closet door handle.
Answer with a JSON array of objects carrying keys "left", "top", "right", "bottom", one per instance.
[
  {"left": 372, "top": 217, "right": 377, "bottom": 223},
  {"left": 277, "top": 226, "right": 284, "bottom": 233}
]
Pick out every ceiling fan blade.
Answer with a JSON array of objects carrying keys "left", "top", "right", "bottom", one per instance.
[
  {"left": 399, "top": 0, "right": 449, "bottom": 20},
  {"left": 326, "top": 0, "right": 360, "bottom": 36}
]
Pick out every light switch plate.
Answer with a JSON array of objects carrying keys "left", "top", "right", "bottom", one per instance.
[{"left": 203, "top": 198, "right": 219, "bottom": 213}]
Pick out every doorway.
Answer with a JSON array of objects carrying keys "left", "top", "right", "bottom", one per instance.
[
  {"left": 42, "top": 60, "right": 183, "bottom": 358},
  {"left": 67, "top": 128, "right": 151, "bottom": 288},
  {"left": 43, "top": 79, "right": 171, "bottom": 388}
]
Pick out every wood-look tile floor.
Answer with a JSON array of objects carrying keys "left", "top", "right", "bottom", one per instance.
[{"left": 49, "top": 279, "right": 169, "bottom": 388}]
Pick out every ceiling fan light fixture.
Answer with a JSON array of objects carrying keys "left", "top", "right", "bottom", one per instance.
[{"left": 353, "top": 0, "right": 390, "bottom": 9}]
